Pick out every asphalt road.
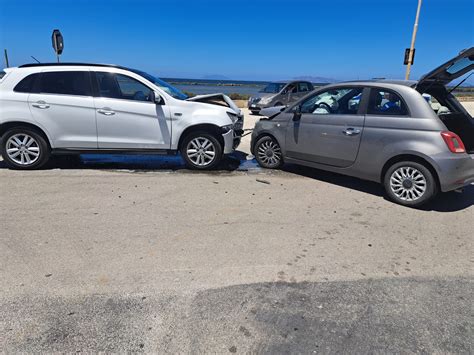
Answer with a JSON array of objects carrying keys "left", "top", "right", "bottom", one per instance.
[{"left": 1, "top": 107, "right": 473, "bottom": 353}]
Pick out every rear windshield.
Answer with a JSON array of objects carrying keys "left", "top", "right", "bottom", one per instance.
[{"left": 447, "top": 57, "right": 474, "bottom": 75}]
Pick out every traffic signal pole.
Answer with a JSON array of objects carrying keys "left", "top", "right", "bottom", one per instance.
[{"left": 405, "top": 0, "right": 423, "bottom": 80}]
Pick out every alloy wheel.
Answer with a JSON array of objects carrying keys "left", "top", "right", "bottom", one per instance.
[
  {"left": 6, "top": 133, "right": 41, "bottom": 166},
  {"left": 186, "top": 137, "right": 216, "bottom": 167},
  {"left": 257, "top": 138, "right": 282, "bottom": 166},
  {"left": 389, "top": 166, "right": 427, "bottom": 202}
]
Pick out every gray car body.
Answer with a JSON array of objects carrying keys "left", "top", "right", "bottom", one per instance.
[
  {"left": 251, "top": 81, "right": 474, "bottom": 192},
  {"left": 248, "top": 80, "right": 314, "bottom": 112}
]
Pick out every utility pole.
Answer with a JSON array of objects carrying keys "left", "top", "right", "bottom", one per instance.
[
  {"left": 4, "top": 49, "right": 9, "bottom": 67},
  {"left": 405, "top": 0, "right": 423, "bottom": 80}
]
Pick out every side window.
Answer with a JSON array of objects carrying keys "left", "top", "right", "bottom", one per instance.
[
  {"left": 284, "top": 84, "right": 297, "bottom": 94},
  {"left": 95, "top": 72, "right": 152, "bottom": 102},
  {"left": 13, "top": 73, "right": 40, "bottom": 93},
  {"left": 367, "top": 89, "right": 408, "bottom": 115},
  {"left": 38, "top": 71, "right": 92, "bottom": 96},
  {"left": 300, "top": 87, "right": 364, "bottom": 115},
  {"left": 298, "top": 82, "right": 311, "bottom": 93}
]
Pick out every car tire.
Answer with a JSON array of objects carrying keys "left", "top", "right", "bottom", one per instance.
[
  {"left": 250, "top": 110, "right": 260, "bottom": 115},
  {"left": 1, "top": 127, "right": 50, "bottom": 170},
  {"left": 181, "top": 131, "right": 223, "bottom": 170},
  {"left": 383, "top": 161, "right": 438, "bottom": 208},
  {"left": 254, "top": 135, "right": 283, "bottom": 169}
]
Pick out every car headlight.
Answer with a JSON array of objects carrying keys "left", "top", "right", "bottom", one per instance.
[
  {"left": 221, "top": 124, "right": 234, "bottom": 133},
  {"left": 227, "top": 111, "right": 238, "bottom": 122}
]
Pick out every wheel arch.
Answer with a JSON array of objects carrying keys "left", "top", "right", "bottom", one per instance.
[
  {"left": 0, "top": 121, "right": 52, "bottom": 148},
  {"left": 380, "top": 154, "right": 441, "bottom": 188},
  {"left": 178, "top": 124, "right": 224, "bottom": 151}
]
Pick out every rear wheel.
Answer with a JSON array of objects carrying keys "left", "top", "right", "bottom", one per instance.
[
  {"left": 181, "top": 131, "right": 223, "bottom": 170},
  {"left": 1, "top": 128, "right": 50, "bottom": 170},
  {"left": 383, "top": 161, "right": 438, "bottom": 207},
  {"left": 254, "top": 136, "right": 283, "bottom": 169}
]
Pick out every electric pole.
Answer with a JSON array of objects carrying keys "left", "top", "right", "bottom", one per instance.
[{"left": 405, "top": 0, "right": 423, "bottom": 80}]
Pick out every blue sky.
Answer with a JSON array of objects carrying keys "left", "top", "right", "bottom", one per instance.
[{"left": 0, "top": 0, "right": 473, "bottom": 81}]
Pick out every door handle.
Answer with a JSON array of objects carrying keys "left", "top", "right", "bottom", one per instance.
[
  {"left": 97, "top": 108, "right": 115, "bottom": 116},
  {"left": 342, "top": 128, "right": 361, "bottom": 136},
  {"left": 32, "top": 101, "right": 50, "bottom": 109}
]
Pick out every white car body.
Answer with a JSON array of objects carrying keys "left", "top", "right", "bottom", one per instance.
[{"left": 0, "top": 63, "right": 243, "bottom": 169}]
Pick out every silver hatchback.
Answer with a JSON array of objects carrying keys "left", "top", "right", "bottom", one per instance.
[{"left": 251, "top": 48, "right": 474, "bottom": 207}]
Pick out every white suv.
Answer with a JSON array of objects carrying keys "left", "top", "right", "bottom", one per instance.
[{"left": 0, "top": 63, "right": 244, "bottom": 170}]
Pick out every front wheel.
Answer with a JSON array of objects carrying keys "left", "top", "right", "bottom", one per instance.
[
  {"left": 181, "top": 131, "right": 223, "bottom": 170},
  {"left": 1, "top": 128, "right": 50, "bottom": 170},
  {"left": 383, "top": 161, "right": 438, "bottom": 207},
  {"left": 254, "top": 136, "right": 283, "bottom": 169}
]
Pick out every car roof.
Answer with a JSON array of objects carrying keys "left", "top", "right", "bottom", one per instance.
[
  {"left": 336, "top": 79, "right": 418, "bottom": 87},
  {"left": 18, "top": 62, "right": 130, "bottom": 70}
]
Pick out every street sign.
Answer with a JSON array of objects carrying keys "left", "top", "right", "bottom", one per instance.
[
  {"left": 404, "top": 48, "right": 415, "bottom": 65},
  {"left": 51, "top": 29, "right": 64, "bottom": 59}
]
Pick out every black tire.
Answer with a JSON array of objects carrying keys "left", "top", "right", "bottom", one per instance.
[
  {"left": 250, "top": 110, "right": 260, "bottom": 115},
  {"left": 383, "top": 161, "right": 438, "bottom": 207},
  {"left": 181, "top": 131, "right": 223, "bottom": 170},
  {"left": 254, "top": 135, "right": 283, "bottom": 169},
  {"left": 1, "top": 127, "right": 50, "bottom": 170}
]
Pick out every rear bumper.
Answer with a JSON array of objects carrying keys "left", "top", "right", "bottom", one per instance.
[{"left": 436, "top": 153, "right": 474, "bottom": 192}]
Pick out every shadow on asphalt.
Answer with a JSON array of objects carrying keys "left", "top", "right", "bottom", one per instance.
[
  {"left": 1, "top": 153, "right": 472, "bottom": 211},
  {"left": 282, "top": 164, "right": 474, "bottom": 212},
  {"left": 2, "top": 277, "right": 471, "bottom": 353},
  {"left": 0, "top": 150, "right": 253, "bottom": 173}
]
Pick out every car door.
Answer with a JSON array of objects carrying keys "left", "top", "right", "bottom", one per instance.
[
  {"left": 28, "top": 70, "right": 97, "bottom": 148},
  {"left": 93, "top": 71, "right": 171, "bottom": 149},
  {"left": 285, "top": 86, "right": 366, "bottom": 168}
]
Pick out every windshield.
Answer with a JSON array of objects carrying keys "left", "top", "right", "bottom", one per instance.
[
  {"left": 131, "top": 69, "right": 188, "bottom": 100},
  {"left": 260, "top": 83, "right": 287, "bottom": 94}
]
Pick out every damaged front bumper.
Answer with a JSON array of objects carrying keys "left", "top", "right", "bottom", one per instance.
[{"left": 222, "top": 116, "right": 244, "bottom": 154}]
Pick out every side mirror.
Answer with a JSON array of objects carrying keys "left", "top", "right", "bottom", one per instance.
[
  {"left": 293, "top": 106, "right": 302, "bottom": 121},
  {"left": 150, "top": 91, "right": 163, "bottom": 105}
]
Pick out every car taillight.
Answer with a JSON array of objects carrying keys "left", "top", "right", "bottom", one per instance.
[{"left": 441, "top": 131, "right": 466, "bottom": 153}]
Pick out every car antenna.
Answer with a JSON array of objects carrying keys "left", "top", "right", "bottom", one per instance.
[
  {"left": 30, "top": 56, "right": 41, "bottom": 63},
  {"left": 448, "top": 72, "right": 473, "bottom": 94}
]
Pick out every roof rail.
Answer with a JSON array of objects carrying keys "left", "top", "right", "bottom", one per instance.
[{"left": 18, "top": 62, "right": 129, "bottom": 70}]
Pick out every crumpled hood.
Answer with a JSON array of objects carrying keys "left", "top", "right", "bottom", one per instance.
[{"left": 186, "top": 93, "right": 243, "bottom": 117}]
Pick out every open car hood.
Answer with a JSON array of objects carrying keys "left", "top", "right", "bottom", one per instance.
[
  {"left": 186, "top": 93, "right": 242, "bottom": 117},
  {"left": 418, "top": 47, "right": 474, "bottom": 88}
]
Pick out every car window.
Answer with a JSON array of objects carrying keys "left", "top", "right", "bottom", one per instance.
[
  {"left": 38, "top": 71, "right": 92, "bottom": 96},
  {"left": 0, "top": 70, "right": 6, "bottom": 80},
  {"left": 298, "top": 82, "right": 311, "bottom": 93},
  {"left": 367, "top": 89, "right": 408, "bottom": 115},
  {"left": 300, "top": 87, "right": 364, "bottom": 115},
  {"left": 13, "top": 73, "right": 40, "bottom": 93},
  {"left": 96, "top": 72, "right": 152, "bottom": 102}
]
